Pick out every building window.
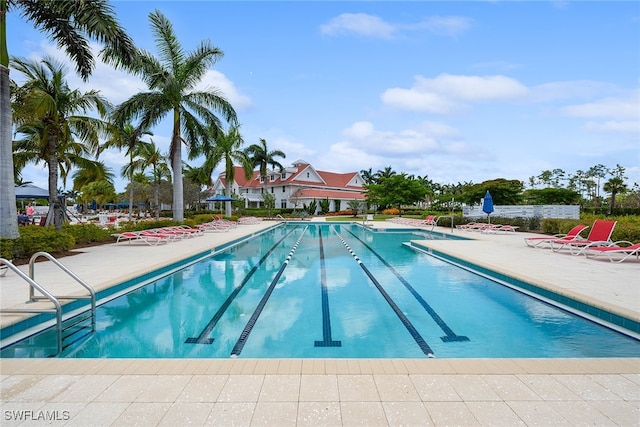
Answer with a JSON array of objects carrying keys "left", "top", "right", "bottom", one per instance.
[
  {"left": 281, "top": 200, "right": 287, "bottom": 209},
  {"left": 260, "top": 176, "right": 265, "bottom": 183},
  {"left": 306, "top": 172, "right": 309, "bottom": 178},
  {"left": 270, "top": 174, "right": 275, "bottom": 181},
  {"left": 281, "top": 173, "right": 286, "bottom": 179},
  {"left": 282, "top": 186, "right": 286, "bottom": 192},
  {"left": 271, "top": 187, "right": 274, "bottom": 193}
]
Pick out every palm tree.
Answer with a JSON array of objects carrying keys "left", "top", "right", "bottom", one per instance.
[
  {"left": 360, "top": 168, "right": 376, "bottom": 184},
  {"left": 104, "top": 10, "right": 237, "bottom": 222},
  {"left": 375, "top": 166, "right": 396, "bottom": 181},
  {"left": 245, "top": 138, "right": 286, "bottom": 200},
  {"left": 137, "top": 139, "right": 170, "bottom": 220},
  {"left": 1, "top": 0, "right": 135, "bottom": 238},
  {"left": 12, "top": 56, "right": 110, "bottom": 229},
  {"left": 208, "top": 125, "right": 253, "bottom": 217},
  {"left": 101, "top": 123, "right": 152, "bottom": 221},
  {"left": 71, "top": 158, "right": 115, "bottom": 191}
]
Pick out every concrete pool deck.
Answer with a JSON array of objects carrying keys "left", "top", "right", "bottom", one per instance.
[{"left": 1, "top": 219, "right": 639, "bottom": 425}]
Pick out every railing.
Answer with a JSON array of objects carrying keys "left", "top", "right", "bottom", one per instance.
[
  {"left": 0, "top": 258, "right": 63, "bottom": 354},
  {"left": 435, "top": 215, "right": 455, "bottom": 233},
  {"left": 28, "top": 252, "right": 96, "bottom": 333}
]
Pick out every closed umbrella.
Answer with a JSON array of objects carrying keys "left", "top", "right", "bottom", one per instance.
[{"left": 482, "top": 190, "right": 494, "bottom": 224}]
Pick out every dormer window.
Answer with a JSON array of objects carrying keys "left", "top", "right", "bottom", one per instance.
[
  {"left": 281, "top": 173, "right": 286, "bottom": 179},
  {"left": 306, "top": 172, "right": 310, "bottom": 178},
  {"left": 260, "top": 176, "right": 265, "bottom": 183},
  {"left": 270, "top": 174, "right": 275, "bottom": 181}
]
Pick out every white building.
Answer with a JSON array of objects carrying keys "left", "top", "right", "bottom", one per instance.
[{"left": 210, "top": 159, "right": 366, "bottom": 214}]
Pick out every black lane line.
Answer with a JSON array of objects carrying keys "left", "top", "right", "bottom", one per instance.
[
  {"left": 334, "top": 229, "right": 434, "bottom": 357},
  {"left": 314, "top": 226, "right": 341, "bottom": 347},
  {"left": 345, "top": 228, "right": 469, "bottom": 343},
  {"left": 186, "top": 226, "right": 300, "bottom": 344},
  {"left": 230, "top": 228, "right": 307, "bottom": 357}
]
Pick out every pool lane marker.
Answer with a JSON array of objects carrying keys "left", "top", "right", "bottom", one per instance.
[
  {"left": 345, "top": 229, "right": 469, "bottom": 343},
  {"left": 185, "top": 226, "right": 301, "bottom": 345},
  {"left": 230, "top": 227, "right": 308, "bottom": 357},
  {"left": 333, "top": 228, "right": 435, "bottom": 357},
  {"left": 314, "top": 226, "right": 342, "bottom": 348}
]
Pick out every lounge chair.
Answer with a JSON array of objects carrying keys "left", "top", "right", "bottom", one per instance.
[
  {"left": 584, "top": 241, "right": 640, "bottom": 263},
  {"left": 483, "top": 225, "right": 519, "bottom": 234},
  {"left": 524, "top": 224, "right": 589, "bottom": 248},
  {"left": 112, "top": 231, "right": 169, "bottom": 245},
  {"left": 550, "top": 219, "right": 617, "bottom": 255}
]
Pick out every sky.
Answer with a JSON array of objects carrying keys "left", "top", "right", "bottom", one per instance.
[{"left": 7, "top": 1, "right": 640, "bottom": 193}]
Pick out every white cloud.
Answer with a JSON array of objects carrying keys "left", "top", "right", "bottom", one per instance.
[
  {"left": 563, "top": 94, "right": 639, "bottom": 119},
  {"left": 198, "top": 70, "right": 253, "bottom": 111},
  {"left": 382, "top": 73, "right": 528, "bottom": 113},
  {"left": 410, "top": 16, "right": 472, "bottom": 37},
  {"left": 584, "top": 120, "right": 639, "bottom": 134},
  {"left": 320, "top": 13, "right": 396, "bottom": 39},
  {"left": 320, "top": 13, "right": 471, "bottom": 39}
]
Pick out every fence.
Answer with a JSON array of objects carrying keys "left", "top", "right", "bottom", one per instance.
[{"left": 462, "top": 205, "right": 579, "bottom": 219}]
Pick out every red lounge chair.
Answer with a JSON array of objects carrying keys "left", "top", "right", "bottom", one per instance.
[
  {"left": 112, "top": 232, "right": 168, "bottom": 245},
  {"left": 524, "top": 224, "right": 589, "bottom": 248},
  {"left": 550, "top": 219, "right": 617, "bottom": 255},
  {"left": 584, "top": 241, "right": 640, "bottom": 263}
]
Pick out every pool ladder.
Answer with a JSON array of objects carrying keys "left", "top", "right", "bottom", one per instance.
[{"left": 0, "top": 252, "right": 96, "bottom": 356}]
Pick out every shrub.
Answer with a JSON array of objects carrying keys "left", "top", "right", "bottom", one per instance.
[
  {"left": 382, "top": 208, "right": 400, "bottom": 215},
  {"left": 5, "top": 226, "right": 76, "bottom": 260},
  {"left": 62, "top": 223, "right": 112, "bottom": 244}
]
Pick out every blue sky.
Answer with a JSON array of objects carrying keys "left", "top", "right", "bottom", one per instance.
[{"left": 7, "top": 1, "right": 640, "bottom": 193}]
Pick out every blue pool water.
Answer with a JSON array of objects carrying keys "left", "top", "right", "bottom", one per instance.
[{"left": 2, "top": 223, "right": 639, "bottom": 358}]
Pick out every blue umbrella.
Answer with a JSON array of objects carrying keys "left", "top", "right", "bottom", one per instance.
[
  {"left": 482, "top": 190, "right": 494, "bottom": 223},
  {"left": 206, "top": 194, "right": 236, "bottom": 215},
  {"left": 206, "top": 194, "right": 235, "bottom": 202}
]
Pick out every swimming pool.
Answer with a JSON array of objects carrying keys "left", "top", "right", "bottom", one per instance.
[{"left": 2, "top": 223, "right": 638, "bottom": 358}]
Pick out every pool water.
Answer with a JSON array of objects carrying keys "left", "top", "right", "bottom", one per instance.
[{"left": 2, "top": 223, "right": 638, "bottom": 358}]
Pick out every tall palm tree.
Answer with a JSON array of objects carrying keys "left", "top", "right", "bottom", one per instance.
[
  {"left": 12, "top": 56, "right": 110, "bottom": 229},
  {"left": 0, "top": 0, "right": 135, "bottom": 238},
  {"left": 104, "top": 10, "right": 237, "bottom": 222},
  {"left": 101, "top": 123, "right": 152, "bottom": 221},
  {"left": 137, "top": 139, "right": 170, "bottom": 220},
  {"left": 208, "top": 125, "right": 253, "bottom": 217},
  {"left": 245, "top": 138, "right": 286, "bottom": 200}
]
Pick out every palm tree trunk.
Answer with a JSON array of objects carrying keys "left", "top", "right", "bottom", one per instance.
[
  {"left": 225, "top": 181, "right": 232, "bottom": 217},
  {"left": 0, "top": 63, "right": 19, "bottom": 239},
  {"left": 171, "top": 150, "right": 183, "bottom": 221},
  {"left": 47, "top": 136, "right": 62, "bottom": 230}
]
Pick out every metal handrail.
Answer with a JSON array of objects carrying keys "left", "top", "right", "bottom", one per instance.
[
  {"left": 28, "top": 252, "right": 96, "bottom": 332},
  {"left": 435, "top": 215, "right": 455, "bottom": 233},
  {"left": 0, "top": 258, "right": 63, "bottom": 354}
]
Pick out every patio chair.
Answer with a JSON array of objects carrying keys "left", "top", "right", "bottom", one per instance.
[
  {"left": 524, "top": 224, "right": 589, "bottom": 248},
  {"left": 550, "top": 219, "right": 617, "bottom": 255},
  {"left": 583, "top": 241, "right": 640, "bottom": 263}
]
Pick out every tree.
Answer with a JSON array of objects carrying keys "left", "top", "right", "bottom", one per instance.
[
  {"left": 245, "top": 137, "right": 286, "bottom": 197},
  {"left": 360, "top": 168, "right": 376, "bottom": 184},
  {"left": 522, "top": 188, "right": 581, "bottom": 205},
  {"left": 347, "top": 199, "right": 362, "bottom": 216},
  {"left": 137, "top": 139, "right": 170, "bottom": 220},
  {"left": 460, "top": 179, "right": 524, "bottom": 206},
  {"left": 105, "top": 10, "right": 237, "bottom": 222},
  {"left": 365, "top": 174, "right": 428, "bottom": 212},
  {"left": 603, "top": 164, "right": 628, "bottom": 215},
  {"left": 207, "top": 125, "right": 253, "bottom": 217},
  {"left": 71, "top": 159, "right": 115, "bottom": 191},
  {"left": 261, "top": 192, "right": 275, "bottom": 218},
  {"left": 11, "top": 56, "right": 110, "bottom": 229},
  {"left": 375, "top": 166, "right": 396, "bottom": 181},
  {"left": 79, "top": 180, "right": 116, "bottom": 208},
  {"left": 101, "top": 123, "right": 152, "bottom": 221},
  {"left": 1, "top": 0, "right": 135, "bottom": 238}
]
